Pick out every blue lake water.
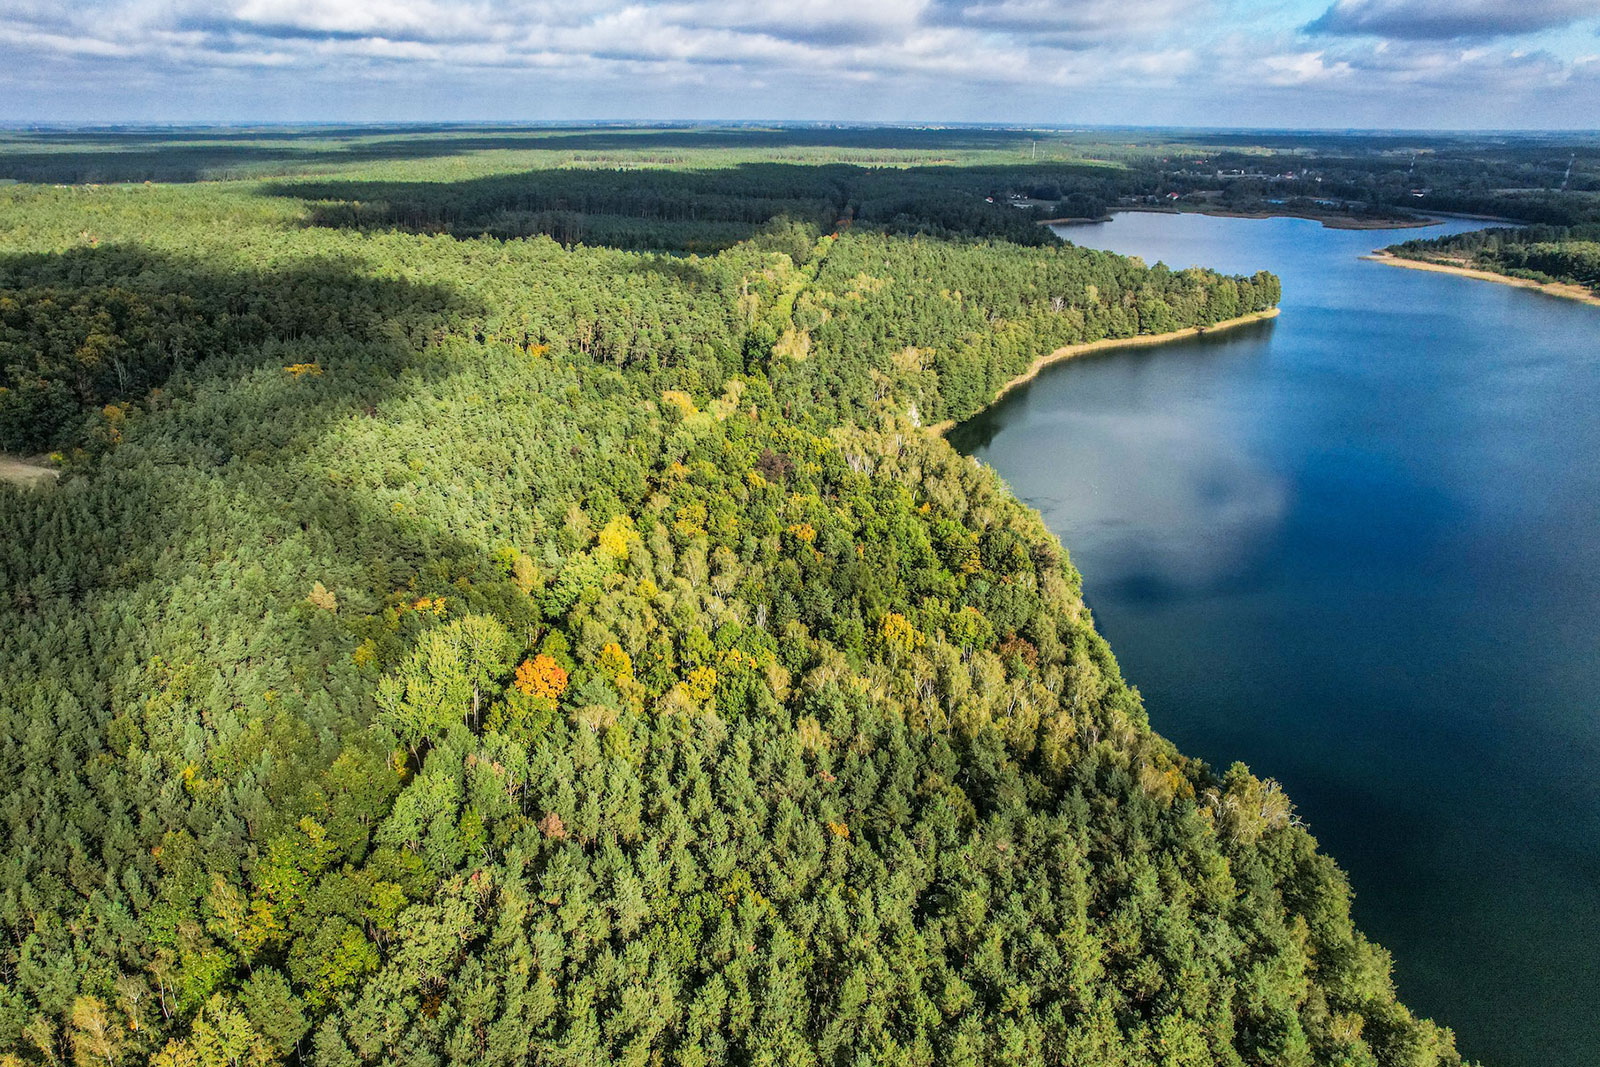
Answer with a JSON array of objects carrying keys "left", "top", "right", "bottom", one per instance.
[{"left": 948, "top": 213, "right": 1600, "bottom": 1067}]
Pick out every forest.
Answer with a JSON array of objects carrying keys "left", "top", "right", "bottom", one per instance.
[
  {"left": 2, "top": 128, "right": 1460, "bottom": 1067},
  {"left": 1385, "top": 223, "right": 1600, "bottom": 297}
]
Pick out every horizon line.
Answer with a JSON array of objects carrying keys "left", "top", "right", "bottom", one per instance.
[{"left": 3, "top": 119, "right": 1599, "bottom": 138}]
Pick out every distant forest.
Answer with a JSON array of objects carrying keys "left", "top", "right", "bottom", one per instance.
[
  {"left": 5, "top": 124, "right": 1596, "bottom": 225},
  {"left": 0, "top": 125, "right": 1515, "bottom": 1067}
]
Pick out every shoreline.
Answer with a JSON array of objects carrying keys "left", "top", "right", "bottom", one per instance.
[
  {"left": 929, "top": 308, "right": 1281, "bottom": 436},
  {"left": 1036, "top": 215, "right": 1114, "bottom": 226},
  {"left": 1365, "top": 252, "right": 1600, "bottom": 308},
  {"left": 1417, "top": 210, "right": 1525, "bottom": 226},
  {"left": 1108, "top": 206, "right": 1440, "bottom": 231}
]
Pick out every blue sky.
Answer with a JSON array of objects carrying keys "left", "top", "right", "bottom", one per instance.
[{"left": 3, "top": 0, "right": 1597, "bottom": 128}]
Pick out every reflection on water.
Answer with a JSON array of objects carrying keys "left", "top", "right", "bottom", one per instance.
[{"left": 950, "top": 212, "right": 1600, "bottom": 1067}]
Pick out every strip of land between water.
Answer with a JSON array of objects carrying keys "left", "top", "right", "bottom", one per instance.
[
  {"left": 1038, "top": 207, "right": 1444, "bottom": 232},
  {"left": 1105, "top": 206, "right": 1440, "bottom": 230},
  {"left": 1366, "top": 251, "right": 1600, "bottom": 308},
  {"left": 929, "top": 308, "right": 1281, "bottom": 436}
]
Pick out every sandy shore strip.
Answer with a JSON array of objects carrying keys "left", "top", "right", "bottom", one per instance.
[
  {"left": 1366, "top": 252, "right": 1600, "bottom": 308},
  {"left": 1110, "top": 206, "right": 1440, "bottom": 231},
  {"left": 1036, "top": 215, "right": 1114, "bottom": 226},
  {"left": 929, "top": 308, "right": 1281, "bottom": 436}
]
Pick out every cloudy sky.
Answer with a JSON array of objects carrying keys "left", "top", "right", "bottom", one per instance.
[{"left": 3, "top": 0, "right": 1598, "bottom": 128}]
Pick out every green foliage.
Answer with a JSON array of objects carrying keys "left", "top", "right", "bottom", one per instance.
[
  {"left": 766, "top": 232, "right": 1279, "bottom": 427},
  {"left": 0, "top": 130, "right": 1469, "bottom": 1067}
]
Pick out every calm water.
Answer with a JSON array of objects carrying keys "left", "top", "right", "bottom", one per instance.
[{"left": 949, "top": 213, "right": 1600, "bottom": 1067}]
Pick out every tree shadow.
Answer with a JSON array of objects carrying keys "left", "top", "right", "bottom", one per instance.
[
  {"left": 0, "top": 243, "right": 475, "bottom": 451},
  {"left": 0, "top": 227, "right": 772, "bottom": 951},
  {"left": 0, "top": 243, "right": 541, "bottom": 946},
  {"left": 260, "top": 159, "right": 1102, "bottom": 252},
  {"left": 0, "top": 239, "right": 502, "bottom": 610},
  {"left": 266, "top": 162, "right": 850, "bottom": 251}
]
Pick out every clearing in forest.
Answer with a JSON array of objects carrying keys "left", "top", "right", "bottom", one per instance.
[{"left": 0, "top": 455, "right": 58, "bottom": 488}]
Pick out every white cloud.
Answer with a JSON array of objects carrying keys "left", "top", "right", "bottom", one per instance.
[
  {"left": 1259, "top": 50, "right": 1354, "bottom": 85},
  {"left": 0, "top": 0, "right": 1596, "bottom": 125}
]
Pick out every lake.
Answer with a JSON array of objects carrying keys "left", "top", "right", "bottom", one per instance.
[{"left": 948, "top": 212, "right": 1600, "bottom": 1067}]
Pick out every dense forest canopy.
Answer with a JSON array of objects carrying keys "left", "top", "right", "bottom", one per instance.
[{"left": 0, "top": 127, "right": 1472, "bottom": 1067}]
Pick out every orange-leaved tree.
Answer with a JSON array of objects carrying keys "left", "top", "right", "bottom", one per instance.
[{"left": 514, "top": 654, "right": 568, "bottom": 703}]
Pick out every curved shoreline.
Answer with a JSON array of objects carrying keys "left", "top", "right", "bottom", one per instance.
[
  {"left": 1036, "top": 215, "right": 1114, "bottom": 226},
  {"left": 1038, "top": 209, "right": 1440, "bottom": 232},
  {"left": 1108, "top": 206, "right": 1438, "bottom": 231},
  {"left": 929, "top": 308, "right": 1281, "bottom": 436},
  {"left": 1366, "top": 252, "right": 1600, "bottom": 308}
]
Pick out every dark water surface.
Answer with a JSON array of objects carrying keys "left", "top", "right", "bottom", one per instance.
[{"left": 949, "top": 213, "right": 1600, "bottom": 1067}]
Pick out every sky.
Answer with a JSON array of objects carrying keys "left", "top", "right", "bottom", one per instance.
[{"left": 2, "top": 0, "right": 1598, "bottom": 129}]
